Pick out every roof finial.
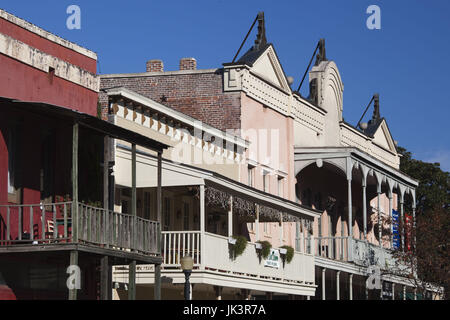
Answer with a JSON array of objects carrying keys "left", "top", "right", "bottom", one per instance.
[
  {"left": 371, "top": 93, "right": 380, "bottom": 122},
  {"left": 314, "top": 38, "right": 327, "bottom": 66},
  {"left": 254, "top": 12, "right": 267, "bottom": 50}
]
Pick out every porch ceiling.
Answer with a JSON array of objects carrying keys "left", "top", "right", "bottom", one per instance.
[{"left": 0, "top": 96, "right": 169, "bottom": 153}]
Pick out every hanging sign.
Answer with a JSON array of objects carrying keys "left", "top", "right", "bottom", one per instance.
[{"left": 264, "top": 249, "right": 280, "bottom": 269}]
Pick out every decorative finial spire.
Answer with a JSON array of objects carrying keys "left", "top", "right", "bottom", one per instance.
[
  {"left": 254, "top": 11, "right": 267, "bottom": 50},
  {"left": 371, "top": 93, "right": 380, "bottom": 122},
  {"left": 314, "top": 38, "right": 327, "bottom": 66}
]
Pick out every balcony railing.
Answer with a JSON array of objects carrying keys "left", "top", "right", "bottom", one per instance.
[
  {"left": 0, "top": 202, "right": 160, "bottom": 256},
  {"left": 159, "top": 231, "right": 315, "bottom": 285},
  {"left": 314, "top": 236, "right": 350, "bottom": 261}
]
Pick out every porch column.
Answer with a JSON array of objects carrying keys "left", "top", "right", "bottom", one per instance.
[
  {"left": 400, "top": 195, "right": 405, "bottom": 251},
  {"left": 414, "top": 288, "right": 417, "bottom": 300},
  {"left": 68, "top": 250, "right": 78, "bottom": 300},
  {"left": 100, "top": 256, "right": 110, "bottom": 300},
  {"left": 377, "top": 188, "right": 382, "bottom": 248},
  {"left": 200, "top": 185, "right": 205, "bottom": 269},
  {"left": 103, "top": 136, "right": 110, "bottom": 247},
  {"left": 279, "top": 212, "right": 283, "bottom": 246},
  {"left": 154, "top": 151, "right": 162, "bottom": 300},
  {"left": 349, "top": 274, "right": 353, "bottom": 300},
  {"left": 322, "top": 268, "right": 326, "bottom": 300},
  {"left": 392, "top": 283, "right": 395, "bottom": 300},
  {"left": 380, "top": 279, "right": 383, "bottom": 300},
  {"left": 398, "top": 185, "right": 405, "bottom": 251},
  {"left": 129, "top": 144, "right": 137, "bottom": 301},
  {"left": 347, "top": 178, "right": 352, "bottom": 239},
  {"left": 389, "top": 192, "right": 393, "bottom": 249},
  {"left": 255, "top": 204, "right": 260, "bottom": 242},
  {"left": 403, "top": 285, "right": 406, "bottom": 300},
  {"left": 214, "top": 286, "right": 223, "bottom": 300},
  {"left": 228, "top": 195, "right": 233, "bottom": 237},
  {"left": 72, "top": 122, "right": 79, "bottom": 243},
  {"left": 336, "top": 271, "right": 340, "bottom": 300},
  {"left": 362, "top": 179, "right": 367, "bottom": 240}
]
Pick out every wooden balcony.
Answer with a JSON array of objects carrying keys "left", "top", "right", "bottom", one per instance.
[
  {"left": 114, "top": 230, "right": 316, "bottom": 296},
  {"left": 0, "top": 201, "right": 160, "bottom": 262}
]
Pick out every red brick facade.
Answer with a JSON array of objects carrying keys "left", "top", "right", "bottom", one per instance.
[{"left": 100, "top": 70, "right": 242, "bottom": 131}]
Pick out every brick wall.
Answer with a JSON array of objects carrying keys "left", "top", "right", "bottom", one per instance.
[{"left": 100, "top": 70, "right": 241, "bottom": 131}]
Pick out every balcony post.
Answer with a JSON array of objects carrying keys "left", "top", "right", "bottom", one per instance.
[
  {"left": 228, "top": 195, "right": 233, "bottom": 238},
  {"left": 72, "top": 122, "right": 79, "bottom": 243},
  {"left": 279, "top": 212, "right": 283, "bottom": 246},
  {"left": 347, "top": 177, "right": 353, "bottom": 261},
  {"left": 103, "top": 136, "right": 109, "bottom": 247},
  {"left": 403, "top": 285, "right": 406, "bottom": 300},
  {"left": 200, "top": 185, "right": 205, "bottom": 269},
  {"left": 349, "top": 273, "right": 353, "bottom": 300},
  {"left": 361, "top": 165, "right": 369, "bottom": 240},
  {"left": 255, "top": 204, "right": 259, "bottom": 242},
  {"left": 392, "top": 283, "right": 395, "bottom": 300},
  {"left": 154, "top": 151, "right": 162, "bottom": 300},
  {"left": 68, "top": 250, "right": 78, "bottom": 300},
  {"left": 336, "top": 271, "right": 340, "bottom": 300},
  {"left": 377, "top": 188, "right": 382, "bottom": 248},
  {"left": 389, "top": 192, "right": 393, "bottom": 249},
  {"left": 322, "top": 268, "right": 326, "bottom": 300},
  {"left": 128, "top": 143, "right": 137, "bottom": 301}
]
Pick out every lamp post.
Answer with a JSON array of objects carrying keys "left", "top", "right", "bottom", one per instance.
[{"left": 181, "top": 255, "right": 194, "bottom": 300}]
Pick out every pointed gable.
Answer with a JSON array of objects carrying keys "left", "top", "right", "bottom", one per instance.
[
  {"left": 249, "top": 45, "right": 291, "bottom": 92},
  {"left": 372, "top": 119, "right": 397, "bottom": 153}
]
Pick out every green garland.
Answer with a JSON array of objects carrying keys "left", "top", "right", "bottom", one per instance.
[
  {"left": 232, "top": 235, "right": 248, "bottom": 258},
  {"left": 257, "top": 240, "right": 272, "bottom": 259},
  {"left": 281, "top": 245, "right": 294, "bottom": 263}
]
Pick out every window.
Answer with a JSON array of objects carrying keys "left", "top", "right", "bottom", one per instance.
[
  {"left": 183, "top": 202, "right": 189, "bottom": 230},
  {"left": 263, "top": 171, "right": 269, "bottom": 192},
  {"left": 247, "top": 166, "right": 254, "bottom": 187},
  {"left": 164, "top": 198, "right": 171, "bottom": 230},
  {"left": 277, "top": 176, "right": 284, "bottom": 197}
]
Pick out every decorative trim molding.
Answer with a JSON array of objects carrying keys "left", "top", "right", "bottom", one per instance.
[{"left": 0, "top": 32, "right": 99, "bottom": 92}]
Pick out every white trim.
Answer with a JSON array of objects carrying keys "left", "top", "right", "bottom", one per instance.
[
  {"left": 0, "top": 32, "right": 99, "bottom": 92},
  {"left": 105, "top": 87, "right": 249, "bottom": 149}
]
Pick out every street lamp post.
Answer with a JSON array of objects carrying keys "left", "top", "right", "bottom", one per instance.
[{"left": 181, "top": 255, "right": 194, "bottom": 300}]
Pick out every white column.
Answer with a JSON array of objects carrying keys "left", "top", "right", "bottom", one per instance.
[
  {"left": 255, "top": 204, "right": 259, "bottom": 242},
  {"left": 412, "top": 205, "right": 416, "bottom": 251},
  {"left": 349, "top": 274, "right": 353, "bottom": 300},
  {"left": 228, "top": 196, "right": 233, "bottom": 237},
  {"left": 377, "top": 188, "right": 382, "bottom": 248},
  {"left": 414, "top": 288, "right": 417, "bottom": 300},
  {"left": 336, "top": 271, "right": 340, "bottom": 300},
  {"left": 389, "top": 193, "right": 393, "bottom": 249},
  {"left": 322, "top": 268, "right": 326, "bottom": 300},
  {"left": 400, "top": 197, "right": 404, "bottom": 251},
  {"left": 347, "top": 178, "right": 353, "bottom": 238},
  {"left": 392, "top": 283, "right": 395, "bottom": 300},
  {"left": 403, "top": 285, "right": 406, "bottom": 300},
  {"left": 279, "top": 212, "right": 283, "bottom": 246},
  {"left": 200, "top": 185, "right": 205, "bottom": 269},
  {"left": 362, "top": 181, "right": 367, "bottom": 240}
]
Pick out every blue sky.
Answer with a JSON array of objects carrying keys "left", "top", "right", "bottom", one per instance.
[{"left": 2, "top": 0, "right": 450, "bottom": 171}]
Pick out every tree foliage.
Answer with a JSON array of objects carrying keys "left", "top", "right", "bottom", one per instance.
[{"left": 393, "top": 146, "right": 450, "bottom": 299}]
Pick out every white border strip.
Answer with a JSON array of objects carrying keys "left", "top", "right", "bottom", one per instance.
[{"left": 0, "top": 9, "right": 97, "bottom": 60}]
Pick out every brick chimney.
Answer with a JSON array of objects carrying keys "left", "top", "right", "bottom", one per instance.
[
  {"left": 179, "top": 58, "right": 197, "bottom": 71},
  {"left": 146, "top": 59, "right": 164, "bottom": 72}
]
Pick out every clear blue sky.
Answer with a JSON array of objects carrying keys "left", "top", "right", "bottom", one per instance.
[{"left": 2, "top": 0, "right": 450, "bottom": 171}]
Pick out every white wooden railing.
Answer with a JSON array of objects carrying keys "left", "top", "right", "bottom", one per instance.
[
  {"left": 314, "top": 236, "right": 350, "bottom": 261},
  {"left": 160, "top": 231, "right": 315, "bottom": 285}
]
